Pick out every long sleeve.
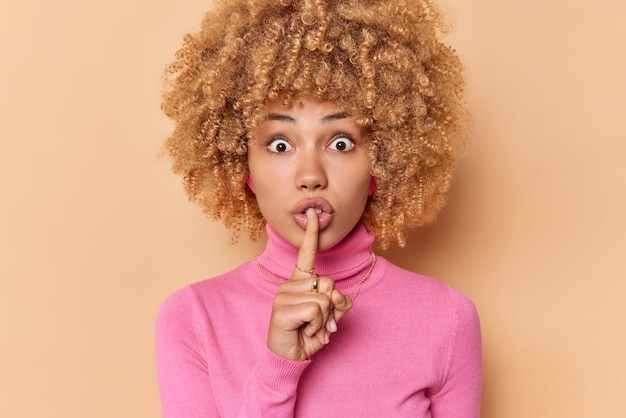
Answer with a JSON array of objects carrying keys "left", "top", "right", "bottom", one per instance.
[
  {"left": 155, "top": 288, "right": 220, "bottom": 417},
  {"left": 428, "top": 287, "right": 483, "bottom": 418},
  {"left": 241, "top": 351, "right": 310, "bottom": 418},
  {"left": 155, "top": 285, "right": 310, "bottom": 418}
]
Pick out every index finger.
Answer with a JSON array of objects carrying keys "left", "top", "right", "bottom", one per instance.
[{"left": 291, "top": 208, "right": 319, "bottom": 281}]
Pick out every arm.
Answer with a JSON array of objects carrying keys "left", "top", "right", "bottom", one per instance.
[
  {"left": 155, "top": 288, "right": 220, "bottom": 417},
  {"left": 429, "top": 288, "right": 483, "bottom": 418},
  {"left": 155, "top": 288, "right": 309, "bottom": 418},
  {"left": 241, "top": 350, "right": 310, "bottom": 417}
]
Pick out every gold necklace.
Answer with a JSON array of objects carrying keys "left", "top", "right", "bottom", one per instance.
[
  {"left": 254, "top": 251, "right": 377, "bottom": 299},
  {"left": 254, "top": 251, "right": 281, "bottom": 285}
]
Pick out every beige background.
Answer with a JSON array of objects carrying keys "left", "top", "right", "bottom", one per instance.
[{"left": 1, "top": 0, "right": 624, "bottom": 417}]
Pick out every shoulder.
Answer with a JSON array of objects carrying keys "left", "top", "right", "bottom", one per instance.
[
  {"left": 386, "top": 261, "right": 482, "bottom": 359},
  {"left": 378, "top": 258, "right": 480, "bottom": 324},
  {"left": 381, "top": 259, "right": 482, "bottom": 370},
  {"left": 156, "top": 263, "right": 252, "bottom": 330},
  {"left": 445, "top": 285, "right": 480, "bottom": 326}
]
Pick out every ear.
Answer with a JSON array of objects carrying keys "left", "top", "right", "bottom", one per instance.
[
  {"left": 246, "top": 176, "right": 256, "bottom": 194},
  {"left": 368, "top": 177, "right": 376, "bottom": 196}
]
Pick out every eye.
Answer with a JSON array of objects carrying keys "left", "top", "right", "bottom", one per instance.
[
  {"left": 267, "top": 138, "right": 293, "bottom": 153},
  {"left": 328, "top": 135, "right": 355, "bottom": 152}
]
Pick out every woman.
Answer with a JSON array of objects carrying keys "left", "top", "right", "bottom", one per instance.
[{"left": 156, "top": 0, "right": 482, "bottom": 416}]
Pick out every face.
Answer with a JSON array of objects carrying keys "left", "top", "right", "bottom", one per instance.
[{"left": 248, "top": 97, "right": 372, "bottom": 251}]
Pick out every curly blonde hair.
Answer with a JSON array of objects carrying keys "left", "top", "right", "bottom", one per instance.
[{"left": 162, "top": 0, "right": 467, "bottom": 249}]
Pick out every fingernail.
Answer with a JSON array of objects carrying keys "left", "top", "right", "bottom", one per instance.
[
  {"left": 329, "top": 318, "right": 337, "bottom": 333},
  {"left": 325, "top": 332, "right": 330, "bottom": 344},
  {"left": 337, "top": 294, "right": 345, "bottom": 305}
]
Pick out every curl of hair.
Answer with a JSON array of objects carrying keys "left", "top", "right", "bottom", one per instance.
[{"left": 162, "top": 0, "right": 468, "bottom": 249}]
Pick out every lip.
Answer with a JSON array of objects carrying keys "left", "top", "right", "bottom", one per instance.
[{"left": 292, "top": 198, "right": 335, "bottom": 231}]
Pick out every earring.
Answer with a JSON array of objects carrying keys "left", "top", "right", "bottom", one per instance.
[
  {"left": 368, "top": 177, "right": 376, "bottom": 196},
  {"left": 246, "top": 176, "right": 256, "bottom": 193}
]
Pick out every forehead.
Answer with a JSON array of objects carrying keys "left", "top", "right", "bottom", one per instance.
[
  {"left": 255, "top": 99, "right": 360, "bottom": 137},
  {"left": 249, "top": 95, "right": 368, "bottom": 138}
]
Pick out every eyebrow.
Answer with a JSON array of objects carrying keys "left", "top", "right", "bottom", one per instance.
[{"left": 265, "top": 112, "right": 350, "bottom": 123}]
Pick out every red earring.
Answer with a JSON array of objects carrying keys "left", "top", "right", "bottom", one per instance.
[
  {"left": 368, "top": 177, "right": 376, "bottom": 196},
  {"left": 246, "top": 176, "right": 255, "bottom": 194}
]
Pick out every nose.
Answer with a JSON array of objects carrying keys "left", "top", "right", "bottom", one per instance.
[{"left": 296, "top": 151, "right": 328, "bottom": 191}]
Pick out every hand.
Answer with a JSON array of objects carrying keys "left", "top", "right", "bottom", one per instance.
[{"left": 267, "top": 209, "right": 353, "bottom": 362}]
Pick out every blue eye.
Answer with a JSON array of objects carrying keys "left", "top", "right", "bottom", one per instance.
[
  {"left": 328, "top": 136, "right": 355, "bottom": 152},
  {"left": 268, "top": 138, "right": 293, "bottom": 153}
]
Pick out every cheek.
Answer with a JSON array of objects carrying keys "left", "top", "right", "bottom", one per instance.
[{"left": 340, "top": 173, "right": 372, "bottom": 213}]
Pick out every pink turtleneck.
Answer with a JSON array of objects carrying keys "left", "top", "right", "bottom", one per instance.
[{"left": 156, "top": 224, "right": 482, "bottom": 417}]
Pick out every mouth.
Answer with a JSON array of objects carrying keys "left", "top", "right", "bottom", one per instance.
[{"left": 292, "top": 198, "right": 334, "bottom": 231}]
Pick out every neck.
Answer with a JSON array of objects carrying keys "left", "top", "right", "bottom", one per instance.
[{"left": 257, "top": 223, "right": 375, "bottom": 285}]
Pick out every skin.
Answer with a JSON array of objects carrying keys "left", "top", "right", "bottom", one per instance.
[{"left": 248, "top": 97, "right": 372, "bottom": 361}]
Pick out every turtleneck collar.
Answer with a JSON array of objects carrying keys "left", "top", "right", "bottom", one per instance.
[{"left": 256, "top": 223, "right": 376, "bottom": 288}]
